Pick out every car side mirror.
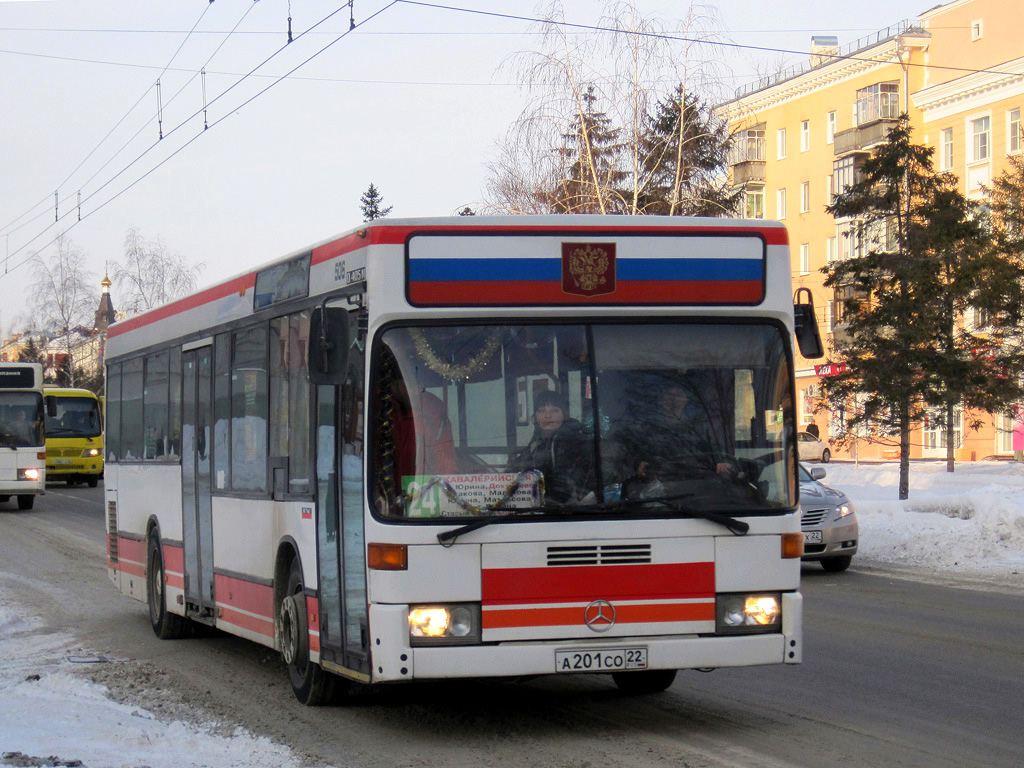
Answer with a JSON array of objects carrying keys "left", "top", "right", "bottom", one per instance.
[
  {"left": 308, "top": 306, "right": 350, "bottom": 385},
  {"left": 811, "top": 467, "right": 826, "bottom": 480},
  {"left": 794, "top": 287, "right": 824, "bottom": 360}
]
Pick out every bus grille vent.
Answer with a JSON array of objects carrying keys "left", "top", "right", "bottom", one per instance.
[
  {"left": 547, "top": 544, "right": 651, "bottom": 566},
  {"left": 107, "top": 501, "right": 118, "bottom": 561}
]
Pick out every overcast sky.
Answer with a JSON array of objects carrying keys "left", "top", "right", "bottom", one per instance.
[{"left": 0, "top": 0, "right": 933, "bottom": 335}]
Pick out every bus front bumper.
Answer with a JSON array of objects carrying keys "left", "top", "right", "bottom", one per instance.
[{"left": 368, "top": 592, "right": 802, "bottom": 683}]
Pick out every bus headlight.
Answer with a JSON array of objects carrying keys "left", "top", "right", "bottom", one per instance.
[
  {"left": 19, "top": 468, "right": 41, "bottom": 481},
  {"left": 716, "top": 593, "right": 782, "bottom": 633},
  {"left": 408, "top": 604, "right": 480, "bottom": 645},
  {"left": 82, "top": 448, "right": 100, "bottom": 457}
]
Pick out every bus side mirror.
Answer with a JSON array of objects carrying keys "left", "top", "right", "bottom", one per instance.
[
  {"left": 46, "top": 396, "right": 57, "bottom": 419},
  {"left": 309, "top": 306, "right": 350, "bottom": 385},
  {"left": 794, "top": 288, "right": 824, "bottom": 360}
]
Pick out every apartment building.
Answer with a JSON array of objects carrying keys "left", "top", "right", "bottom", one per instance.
[{"left": 717, "top": 0, "right": 1024, "bottom": 461}]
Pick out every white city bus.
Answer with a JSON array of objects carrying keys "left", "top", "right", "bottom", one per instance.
[
  {"left": 104, "top": 215, "right": 823, "bottom": 704},
  {"left": 0, "top": 362, "right": 46, "bottom": 510}
]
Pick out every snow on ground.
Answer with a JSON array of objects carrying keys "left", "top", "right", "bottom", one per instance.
[{"left": 2, "top": 460, "right": 1023, "bottom": 767}]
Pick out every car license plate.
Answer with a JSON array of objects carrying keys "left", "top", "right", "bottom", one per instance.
[
  {"left": 804, "top": 530, "right": 823, "bottom": 544},
  {"left": 555, "top": 647, "right": 647, "bottom": 673},
  {"left": 54, "top": 459, "right": 73, "bottom": 465}
]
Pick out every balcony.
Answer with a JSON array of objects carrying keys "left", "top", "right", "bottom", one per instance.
[
  {"left": 732, "top": 160, "right": 766, "bottom": 185},
  {"left": 834, "top": 118, "right": 898, "bottom": 156}
]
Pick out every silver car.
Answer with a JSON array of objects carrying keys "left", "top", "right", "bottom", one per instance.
[{"left": 799, "top": 463, "right": 858, "bottom": 572}]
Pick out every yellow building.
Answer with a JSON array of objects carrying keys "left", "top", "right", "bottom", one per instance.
[{"left": 718, "top": 0, "right": 1023, "bottom": 462}]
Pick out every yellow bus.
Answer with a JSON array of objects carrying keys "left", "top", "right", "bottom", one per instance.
[{"left": 44, "top": 386, "right": 104, "bottom": 487}]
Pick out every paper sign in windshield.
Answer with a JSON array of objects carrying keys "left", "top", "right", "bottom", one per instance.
[{"left": 402, "top": 472, "right": 542, "bottom": 517}]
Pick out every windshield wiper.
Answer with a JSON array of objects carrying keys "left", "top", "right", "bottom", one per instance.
[
  {"left": 436, "top": 504, "right": 559, "bottom": 546},
  {"left": 615, "top": 492, "right": 750, "bottom": 535}
]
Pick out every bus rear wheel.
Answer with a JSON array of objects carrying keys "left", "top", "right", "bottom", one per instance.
[
  {"left": 611, "top": 669, "right": 677, "bottom": 694},
  {"left": 280, "top": 558, "right": 335, "bottom": 706},
  {"left": 147, "top": 532, "right": 189, "bottom": 639}
]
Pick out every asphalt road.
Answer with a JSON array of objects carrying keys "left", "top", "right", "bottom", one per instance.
[{"left": 1, "top": 485, "right": 1022, "bottom": 768}]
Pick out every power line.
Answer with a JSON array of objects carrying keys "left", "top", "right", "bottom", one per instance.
[{"left": 0, "top": 2, "right": 401, "bottom": 280}]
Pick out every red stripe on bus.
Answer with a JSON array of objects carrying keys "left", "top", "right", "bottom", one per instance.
[
  {"left": 483, "top": 601, "right": 715, "bottom": 630},
  {"left": 118, "top": 536, "right": 146, "bottom": 563},
  {"left": 218, "top": 605, "right": 275, "bottom": 640},
  {"left": 482, "top": 562, "right": 714, "bottom": 606},
  {"left": 409, "top": 280, "right": 764, "bottom": 306},
  {"left": 370, "top": 223, "right": 788, "bottom": 246},
  {"left": 118, "top": 559, "right": 145, "bottom": 579},
  {"left": 162, "top": 544, "right": 184, "bottom": 573},
  {"left": 310, "top": 231, "right": 371, "bottom": 265},
  {"left": 214, "top": 573, "right": 274, "bottom": 618},
  {"left": 108, "top": 274, "right": 258, "bottom": 339}
]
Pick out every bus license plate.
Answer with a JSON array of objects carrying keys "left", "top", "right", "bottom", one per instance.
[
  {"left": 555, "top": 648, "right": 647, "bottom": 673},
  {"left": 804, "top": 530, "right": 823, "bottom": 544},
  {"left": 54, "top": 459, "right": 73, "bottom": 465}
]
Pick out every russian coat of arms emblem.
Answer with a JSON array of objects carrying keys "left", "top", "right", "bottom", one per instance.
[{"left": 561, "top": 242, "right": 616, "bottom": 297}]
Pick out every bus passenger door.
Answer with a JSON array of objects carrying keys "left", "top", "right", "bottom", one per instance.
[
  {"left": 315, "top": 343, "right": 369, "bottom": 676},
  {"left": 182, "top": 347, "right": 215, "bottom": 614}
]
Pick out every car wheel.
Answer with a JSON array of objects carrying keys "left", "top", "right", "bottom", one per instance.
[
  {"left": 17, "top": 495, "right": 34, "bottom": 511},
  {"left": 611, "top": 669, "right": 677, "bottom": 694},
  {"left": 280, "top": 558, "right": 335, "bottom": 705},
  {"left": 821, "top": 448, "right": 831, "bottom": 463},
  {"left": 821, "top": 555, "right": 852, "bottom": 572},
  {"left": 147, "top": 531, "right": 190, "bottom": 639}
]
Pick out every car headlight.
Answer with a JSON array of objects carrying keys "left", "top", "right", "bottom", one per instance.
[
  {"left": 716, "top": 593, "right": 782, "bottom": 634},
  {"left": 82, "top": 448, "right": 100, "bottom": 457},
  {"left": 408, "top": 604, "right": 480, "bottom": 645},
  {"left": 835, "top": 501, "right": 854, "bottom": 520},
  {"left": 19, "top": 468, "right": 41, "bottom": 481}
]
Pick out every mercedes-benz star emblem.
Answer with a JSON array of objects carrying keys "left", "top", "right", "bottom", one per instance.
[{"left": 584, "top": 600, "right": 616, "bottom": 632}]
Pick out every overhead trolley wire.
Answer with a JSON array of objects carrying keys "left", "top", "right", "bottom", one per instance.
[{"left": 0, "top": 1, "right": 400, "bottom": 280}]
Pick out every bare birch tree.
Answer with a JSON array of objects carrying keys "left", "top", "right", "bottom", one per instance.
[
  {"left": 29, "top": 233, "right": 98, "bottom": 387},
  {"left": 482, "top": 0, "right": 733, "bottom": 215},
  {"left": 110, "top": 227, "right": 204, "bottom": 315}
]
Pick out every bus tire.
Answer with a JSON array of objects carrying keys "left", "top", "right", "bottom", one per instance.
[
  {"left": 611, "top": 669, "right": 677, "bottom": 694},
  {"left": 17, "top": 495, "right": 34, "bottom": 511},
  {"left": 87, "top": 476, "right": 99, "bottom": 488},
  {"left": 280, "top": 558, "right": 335, "bottom": 706},
  {"left": 147, "top": 532, "right": 189, "bottom": 639}
]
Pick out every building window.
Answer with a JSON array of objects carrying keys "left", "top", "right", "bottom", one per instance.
[
  {"left": 731, "top": 126, "right": 766, "bottom": 164},
  {"left": 776, "top": 188, "right": 787, "bottom": 219},
  {"left": 971, "top": 115, "right": 991, "bottom": 162},
  {"left": 826, "top": 236, "right": 837, "bottom": 264},
  {"left": 826, "top": 175, "right": 834, "bottom": 205},
  {"left": 777, "top": 128, "right": 787, "bottom": 159},
  {"left": 826, "top": 300, "right": 834, "bottom": 333},
  {"left": 800, "top": 181, "right": 810, "bottom": 213},
  {"left": 940, "top": 128, "right": 953, "bottom": 170},
  {"left": 745, "top": 188, "right": 764, "bottom": 219},
  {"left": 833, "top": 155, "right": 860, "bottom": 198},
  {"left": 826, "top": 111, "right": 836, "bottom": 144},
  {"left": 1009, "top": 109, "right": 1021, "bottom": 155},
  {"left": 800, "top": 120, "right": 810, "bottom": 152},
  {"left": 800, "top": 244, "right": 810, "bottom": 275},
  {"left": 971, "top": 19, "right": 983, "bottom": 41},
  {"left": 856, "top": 82, "right": 899, "bottom": 125}
]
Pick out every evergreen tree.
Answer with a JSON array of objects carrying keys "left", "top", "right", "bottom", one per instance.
[
  {"left": 821, "top": 115, "right": 1024, "bottom": 497},
  {"left": 544, "top": 85, "right": 627, "bottom": 214},
  {"left": 638, "top": 85, "right": 740, "bottom": 216},
  {"left": 16, "top": 335, "right": 47, "bottom": 367},
  {"left": 359, "top": 184, "right": 393, "bottom": 222}
]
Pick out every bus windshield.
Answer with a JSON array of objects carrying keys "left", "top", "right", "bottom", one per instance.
[
  {"left": 372, "top": 322, "right": 796, "bottom": 522},
  {"left": 45, "top": 395, "right": 102, "bottom": 438},
  {"left": 0, "top": 392, "right": 45, "bottom": 448}
]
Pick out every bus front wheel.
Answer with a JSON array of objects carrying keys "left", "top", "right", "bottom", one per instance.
[
  {"left": 147, "top": 532, "right": 189, "bottom": 639},
  {"left": 280, "top": 558, "right": 335, "bottom": 705}
]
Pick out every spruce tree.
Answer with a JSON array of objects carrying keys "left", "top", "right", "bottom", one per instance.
[
  {"left": 638, "top": 85, "right": 740, "bottom": 216},
  {"left": 359, "top": 184, "right": 393, "bottom": 222},
  {"left": 822, "top": 115, "right": 1024, "bottom": 497}
]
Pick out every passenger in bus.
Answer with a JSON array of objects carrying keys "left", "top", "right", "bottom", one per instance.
[
  {"left": 389, "top": 376, "right": 456, "bottom": 480},
  {"left": 9, "top": 407, "right": 37, "bottom": 445},
  {"left": 509, "top": 390, "right": 594, "bottom": 505},
  {"left": 620, "top": 382, "right": 733, "bottom": 489}
]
